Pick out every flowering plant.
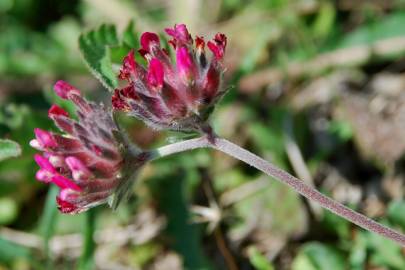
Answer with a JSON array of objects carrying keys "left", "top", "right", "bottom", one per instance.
[{"left": 31, "top": 24, "right": 405, "bottom": 247}]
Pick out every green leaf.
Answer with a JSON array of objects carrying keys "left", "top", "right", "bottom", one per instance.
[
  {"left": 78, "top": 209, "right": 97, "bottom": 270},
  {"left": 38, "top": 185, "right": 59, "bottom": 265},
  {"left": 312, "top": 2, "right": 336, "bottom": 39},
  {"left": 366, "top": 231, "right": 405, "bottom": 269},
  {"left": 338, "top": 11, "right": 405, "bottom": 49},
  {"left": 0, "top": 139, "right": 21, "bottom": 162},
  {"left": 122, "top": 21, "right": 138, "bottom": 48},
  {"left": 248, "top": 247, "right": 275, "bottom": 270},
  {"left": 0, "top": 237, "right": 31, "bottom": 264},
  {"left": 147, "top": 169, "right": 212, "bottom": 270},
  {"left": 0, "top": 197, "right": 18, "bottom": 225},
  {"left": 387, "top": 200, "right": 405, "bottom": 229},
  {"left": 292, "top": 242, "right": 346, "bottom": 270},
  {"left": 79, "top": 24, "right": 119, "bottom": 91}
]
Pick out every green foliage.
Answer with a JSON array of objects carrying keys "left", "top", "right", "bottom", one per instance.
[
  {"left": 292, "top": 242, "right": 346, "bottom": 270},
  {"left": 38, "top": 185, "right": 59, "bottom": 263},
  {"left": 79, "top": 24, "right": 120, "bottom": 91},
  {"left": 0, "top": 197, "right": 18, "bottom": 225},
  {"left": 366, "top": 232, "right": 405, "bottom": 269},
  {"left": 248, "top": 247, "right": 275, "bottom": 270},
  {"left": 147, "top": 168, "right": 212, "bottom": 270},
  {"left": 387, "top": 200, "right": 405, "bottom": 229},
  {"left": 0, "top": 237, "right": 31, "bottom": 265},
  {"left": 78, "top": 209, "right": 97, "bottom": 270},
  {"left": 0, "top": 139, "right": 21, "bottom": 161},
  {"left": 338, "top": 11, "right": 405, "bottom": 48}
]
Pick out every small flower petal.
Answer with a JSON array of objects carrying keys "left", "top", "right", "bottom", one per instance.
[
  {"left": 165, "top": 24, "right": 192, "bottom": 46},
  {"left": 176, "top": 47, "right": 194, "bottom": 80},
  {"left": 147, "top": 58, "right": 164, "bottom": 89},
  {"left": 34, "top": 154, "right": 57, "bottom": 173},
  {"left": 207, "top": 33, "right": 227, "bottom": 60},
  {"left": 48, "top": 105, "right": 69, "bottom": 118},
  {"left": 51, "top": 175, "right": 81, "bottom": 191},
  {"left": 140, "top": 32, "right": 160, "bottom": 53},
  {"left": 65, "top": 156, "right": 92, "bottom": 181},
  {"left": 54, "top": 80, "right": 81, "bottom": 99},
  {"left": 34, "top": 128, "right": 58, "bottom": 148}
]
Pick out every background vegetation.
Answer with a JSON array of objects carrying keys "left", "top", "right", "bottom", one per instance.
[{"left": 1, "top": 0, "right": 405, "bottom": 269}]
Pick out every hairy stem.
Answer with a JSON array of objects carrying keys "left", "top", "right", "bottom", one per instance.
[{"left": 153, "top": 136, "right": 405, "bottom": 247}]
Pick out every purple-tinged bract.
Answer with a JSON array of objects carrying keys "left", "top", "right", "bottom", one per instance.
[
  {"left": 31, "top": 81, "right": 145, "bottom": 214},
  {"left": 112, "top": 24, "right": 228, "bottom": 132}
]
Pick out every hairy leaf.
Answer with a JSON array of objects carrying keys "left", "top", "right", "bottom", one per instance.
[{"left": 79, "top": 24, "right": 119, "bottom": 91}]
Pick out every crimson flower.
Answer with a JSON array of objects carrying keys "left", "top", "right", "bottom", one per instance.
[
  {"left": 31, "top": 81, "right": 145, "bottom": 214},
  {"left": 112, "top": 24, "right": 228, "bottom": 132}
]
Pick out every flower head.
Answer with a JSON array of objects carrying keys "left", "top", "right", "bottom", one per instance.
[
  {"left": 31, "top": 81, "right": 146, "bottom": 214},
  {"left": 112, "top": 24, "right": 228, "bottom": 132}
]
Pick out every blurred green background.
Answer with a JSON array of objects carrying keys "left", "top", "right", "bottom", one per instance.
[{"left": 1, "top": 0, "right": 405, "bottom": 269}]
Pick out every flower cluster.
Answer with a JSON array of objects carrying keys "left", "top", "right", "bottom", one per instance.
[
  {"left": 112, "top": 24, "right": 227, "bottom": 132},
  {"left": 32, "top": 24, "right": 227, "bottom": 214},
  {"left": 31, "top": 81, "right": 144, "bottom": 214}
]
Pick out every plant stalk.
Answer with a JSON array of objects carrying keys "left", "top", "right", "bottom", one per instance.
[{"left": 153, "top": 136, "right": 405, "bottom": 247}]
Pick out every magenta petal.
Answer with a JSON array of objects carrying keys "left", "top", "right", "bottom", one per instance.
[
  {"left": 34, "top": 128, "right": 58, "bottom": 148},
  {"left": 164, "top": 24, "right": 192, "bottom": 45},
  {"left": 140, "top": 32, "right": 160, "bottom": 52},
  {"left": 34, "top": 154, "right": 56, "bottom": 173},
  {"left": 51, "top": 175, "right": 81, "bottom": 191},
  {"left": 54, "top": 80, "right": 81, "bottom": 99},
  {"left": 176, "top": 47, "right": 194, "bottom": 79},
  {"left": 36, "top": 169, "right": 53, "bottom": 183},
  {"left": 147, "top": 58, "right": 164, "bottom": 89},
  {"left": 65, "top": 156, "right": 92, "bottom": 181}
]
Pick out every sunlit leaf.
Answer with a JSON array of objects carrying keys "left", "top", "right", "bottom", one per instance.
[
  {"left": 248, "top": 247, "right": 275, "bottom": 270},
  {"left": 0, "top": 139, "right": 21, "bottom": 162},
  {"left": 292, "top": 242, "right": 346, "bottom": 270}
]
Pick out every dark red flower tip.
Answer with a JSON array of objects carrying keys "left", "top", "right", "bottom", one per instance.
[
  {"left": 140, "top": 32, "right": 160, "bottom": 53},
  {"left": 147, "top": 58, "right": 164, "bottom": 89},
  {"left": 48, "top": 105, "right": 69, "bottom": 118},
  {"left": 207, "top": 33, "right": 227, "bottom": 59},
  {"left": 119, "top": 49, "right": 137, "bottom": 80},
  {"left": 195, "top": 36, "right": 205, "bottom": 50},
  {"left": 56, "top": 196, "right": 79, "bottom": 214},
  {"left": 112, "top": 90, "right": 131, "bottom": 111},
  {"left": 164, "top": 24, "right": 192, "bottom": 46},
  {"left": 54, "top": 80, "right": 81, "bottom": 99}
]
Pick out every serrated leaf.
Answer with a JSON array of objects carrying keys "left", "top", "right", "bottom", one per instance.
[
  {"left": 0, "top": 139, "right": 21, "bottom": 162},
  {"left": 79, "top": 24, "right": 119, "bottom": 91},
  {"left": 122, "top": 20, "right": 138, "bottom": 48}
]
